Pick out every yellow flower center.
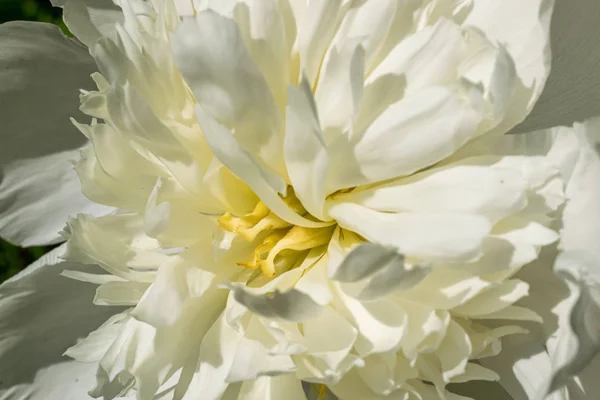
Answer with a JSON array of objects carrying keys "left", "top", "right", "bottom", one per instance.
[{"left": 218, "top": 188, "right": 336, "bottom": 277}]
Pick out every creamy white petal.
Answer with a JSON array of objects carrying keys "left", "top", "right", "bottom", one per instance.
[
  {"left": 314, "top": 39, "right": 365, "bottom": 138},
  {"left": 514, "top": 0, "right": 600, "bottom": 133},
  {"left": 224, "top": 282, "right": 324, "bottom": 322},
  {"left": 172, "top": 11, "right": 284, "bottom": 175},
  {"left": 298, "top": 0, "right": 342, "bottom": 86},
  {"left": 1, "top": 149, "right": 112, "bottom": 247},
  {"left": 465, "top": 0, "right": 554, "bottom": 131},
  {"left": 51, "top": 0, "right": 123, "bottom": 47},
  {"left": 0, "top": 22, "right": 92, "bottom": 166},
  {"left": 334, "top": 287, "right": 407, "bottom": 357},
  {"left": 367, "top": 18, "right": 467, "bottom": 95},
  {"left": 285, "top": 78, "right": 330, "bottom": 221},
  {"left": 295, "top": 306, "right": 362, "bottom": 384},
  {"left": 233, "top": 0, "right": 290, "bottom": 108},
  {"left": 330, "top": 0, "right": 397, "bottom": 69},
  {"left": 194, "top": 105, "right": 328, "bottom": 228},
  {"left": 330, "top": 242, "right": 430, "bottom": 300},
  {"left": 63, "top": 213, "right": 168, "bottom": 282},
  {"left": 340, "top": 158, "right": 528, "bottom": 223},
  {"left": 0, "top": 22, "right": 111, "bottom": 246},
  {"left": 0, "top": 245, "right": 121, "bottom": 400},
  {"left": 237, "top": 374, "right": 307, "bottom": 400},
  {"left": 541, "top": 252, "right": 600, "bottom": 398},
  {"left": 95, "top": 292, "right": 226, "bottom": 400},
  {"left": 482, "top": 118, "right": 600, "bottom": 398},
  {"left": 327, "top": 83, "right": 484, "bottom": 191},
  {"left": 131, "top": 243, "right": 239, "bottom": 327},
  {"left": 180, "top": 314, "right": 243, "bottom": 400},
  {"left": 329, "top": 202, "right": 491, "bottom": 263}
]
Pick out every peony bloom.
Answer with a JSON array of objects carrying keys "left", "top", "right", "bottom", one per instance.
[{"left": 1, "top": 0, "right": 600, "bottom": 399}]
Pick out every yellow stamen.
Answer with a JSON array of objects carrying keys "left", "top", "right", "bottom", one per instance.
[
  {"left": 236, "top": 230, "right": 287, "bottom": 270},
  {"left": 258, "top": 225, "right": 336, "bottom": 277},
  {"left": 311, "top": 384, "right": 328, "bottom": 400},
  {"left": 218, "top": 187, "right": 334, "bottom": 278}
]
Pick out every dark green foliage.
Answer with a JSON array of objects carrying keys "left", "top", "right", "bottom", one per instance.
[{"left": 0, "top": 0, "right": 68, "bottom": 33}]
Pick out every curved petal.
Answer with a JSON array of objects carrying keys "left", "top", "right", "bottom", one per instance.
[
  {"left": 0, "top": 149, "right": 112, "bottom": 247},
  {"left": 172, "top": 11, "right": 285, "bottom": 176},
  {"left": 285, "top": 78, "right": 330, "bottom": 221},
  {"left": 481, "top": 118, "right": 600, "bottom": 398},
  {"left": 514, "top": 0, "right": 600, "bottom": 133},
  {"left": 0, "top": 22, "right": 93, "bottom": 165},
  {"left": 50, "top": 0, "right": 123, "bottom": 47},
  {"left": 465, "top": 0, "right": 554, "bottom": 131},
  {"left": 327, "top": 83, "right": 484, "bottom": 191},
  {"left": 237, "top": 375, "right": 307, "bottom": 400},
  {"left": 329, "top": 202, "right": 492, "bottom": 263},
  {"left": 0, "top": 245, "right": 122, "bottom": 400},
  {"left": 0, "top": 22, "right": 111, "bottom": 246}
]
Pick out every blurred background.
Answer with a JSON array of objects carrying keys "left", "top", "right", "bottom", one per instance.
[{"left": 0, "top": 0, "right": 67, "bottom": 282}]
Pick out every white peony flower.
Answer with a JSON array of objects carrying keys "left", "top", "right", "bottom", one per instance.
[{"left": 1, "top": 1, "right": 600, "bottom": 400}]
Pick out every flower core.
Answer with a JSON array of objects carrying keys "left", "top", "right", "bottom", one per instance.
[{"left": 219, "top": 188, "right": 337, "bottom": 278}]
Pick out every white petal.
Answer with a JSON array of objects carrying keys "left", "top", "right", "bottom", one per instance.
[
  {"left": 341, "top": 158, "right": 528, "bottom": 223},
  {"left": 62, "top": 213, "right": 167, "bottom": 282},
  {"left": 335, "top": 288, "right": 407, "bottom": 357},
  {"left": 233, "top": 0, "right": 290, "bottom": 107},
  {"left": 52, "top": 0, "right": 123, "bottom": 47},
  {"left": 436, "top": 320, "right": 473, "bottom": 383},
  {"left": 172, "top": 11, "right": 284, "bottom": 175},
  {"left": 95, "top": 291, "right": 225, "bottom": 400},
  {"left": 368, "top": 18, "right": 467, "bottom": 95},
  {"left": 1, "top": 149, "right": 112, "bottom": 247},
  {"left": 181, "top": 314, "right": 243, "bottom": 400},
  {"left": 0, "top": 22, "right": 111, "bottom": 246},
  {"left": 551, "top": 119, "right": 600, "bottom": 262},
  {"left": 0, "top": 245, "right": 120, "bottom": 399},
  {"left": 224, "top": 282, "right": 324, "bottom": 322},
  {"left": 331, "top": 243, "right": 430, "bottom": 300},
  {"left": 131, "top": 243, "right": 239, "bottom": 327},
  {"left": 65, "top": 313, "right": 126, "bottom": 363},
  {"left": 459, "top": 30, "right": 518, "bottom": 130},
  {"left": 514, "top": 0, "right": 600, "bottom": 133},
  {"left": 330, "top": 0, "right": 398, "bottom": 69},
  {"left": 452, "top": 280, "right": 530, "bottom": 318},
  {"left": 226, "top": 316, "right": 295, "bottom": 382},
  {"left": 0, "top": 22, "right": 92, "bottom": 166},
  {"left": 327, "top": 83, "right": 484, "bottom": 191},
  {"left": 298, "top": 0, "right": 343, "bottom": 86},
  {"left": 284, "top": 78, "right": 329, "bottom": 221},
  {"left": 296, "top": 306, "right": 362, "bottom": 384},
  {"left": 330, "top": 368, "right": 410, "bottom": 400},
  {"left": 328, "top": 202, "right": 491, "bottom": 263},
  {"left": 542, "top": 252, "right": 600, "bottom": 398},
  {"left": 314, "top": 39, "right": 365, "bottom": 137},
  {"left": 238, "top": 375, "right": 307, "bottom": 400},
  {"left": 465, "top": 0, "right": 553, "bottom": 130},
  {"left": 194, "top": 105, "right": 329, "bottom": 228}
]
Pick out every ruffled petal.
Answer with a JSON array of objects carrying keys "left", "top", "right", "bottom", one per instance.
[
  {"left": 0, "top": 245, "right": 122, "bottom": 400},
  {"left": 172, "top": 11, "right": 285, "bottom": 176},
  {"left": 483, "top": 118, "right": 600, "bottom": 398},
  {"left": 1, "top": 149, "right": 112, "bottom": 247},
  {"left": 51, "top": 0, "right": 124, "bottom": 47},
  {"left": 515, "top": 0, "right": 600, "bottom": 133},
  {"left": 465, "top": 0, "right": 554, "bottom": 131},
  {"left": 327, "top": 83, "right": 485, "bottom": 191}
]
